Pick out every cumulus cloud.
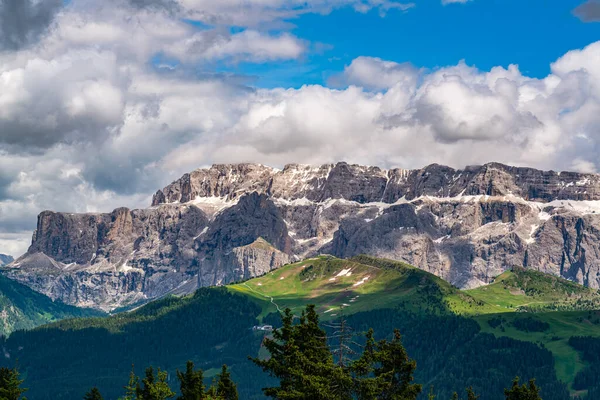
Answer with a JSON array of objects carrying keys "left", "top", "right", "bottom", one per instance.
[
  {"left": 0, "top": 3, "right": 306, "bottom": 152},
  {"left": 331, "top": 56, "right": 419, "bottom": 91},
  {"left": 0, "top": 0, "right": 599, "bottom": 257},
  {"left": 0, "top": 233, "right": 31, "bottom": 259},
  {"left": 573, "top": 0, "right": 600, "bottom": 22},
  {"left": 0, "top": 0, "right": 63, "bottom": 50}
]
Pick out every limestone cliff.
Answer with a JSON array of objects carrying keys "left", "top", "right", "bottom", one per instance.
[{"left": 7, "top": 162, "right": 600, "bottom": 310}]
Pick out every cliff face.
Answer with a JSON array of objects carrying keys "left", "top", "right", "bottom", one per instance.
[
  {"left": 7, "top": 162, "right": 600, "bottom": 310},
  {"left": 152, "top": 162, "right": 600, "bottom": 206}
]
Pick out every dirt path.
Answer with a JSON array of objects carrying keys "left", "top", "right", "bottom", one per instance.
[{"left": 243, "top": 283, "right": 284, "bottom": 313}]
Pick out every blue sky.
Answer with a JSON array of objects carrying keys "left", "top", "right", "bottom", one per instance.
[
  {"left": 218, "top": 0, "right": 600, "bottom": 88},
  {"left": 1, "top": 0, "right": 600, "bottom": 256}
]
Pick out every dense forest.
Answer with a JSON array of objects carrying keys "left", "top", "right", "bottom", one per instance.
[
  {"left": 0, "top": 286, "right": 586, "bottom": 399},
  {"left": 0, "top": 305, "right": 547, "bottom": 400},
  {"left": 568, "top": 336, "right": 600, "bottom": 398},
  {"left": 0, "top": 289, "right": 270, "bottom": 399}
]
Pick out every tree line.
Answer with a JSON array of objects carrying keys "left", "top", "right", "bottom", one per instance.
[{"left": 0, "top": 305, "right": 544, "bottom": 400}]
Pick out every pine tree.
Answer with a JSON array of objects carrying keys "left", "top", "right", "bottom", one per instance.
[
  {"left": 504, "top": 377, "right": 542, "bottom": 400},
  {"left": 177, "top": 361, "right": 205, "bottom": 400},
  {"left": 0, "top": 367, "right": 27, "bottom": 400},
  {"left": 215, "top": 365, "right": 238, "bottom": 400},
  {"left": 370, "top": 329, "right": 422, "bottom": 400},
  {"left": 84, "top": 387, "right": 104, "bottom": 400},
  {"left": 205, "top": 380, "right": 218, "bottom": 400},
  {"left": 427, "top": 386, "right": 436, "bottom": 400},
  {"left": 351, "top": 329, "right": 379, "bottom": 399},
  {"left": 466, "top": 387, "right": 480, "bottom": 400},
  {"left": 251, "top": 306, "right": 352, "bottom": 399},
  {"left": 140, "top": 367, "right": 175, "bottom": 400},
  {"left": 122, "top": 365, "right": 141, "bottom": 400}
]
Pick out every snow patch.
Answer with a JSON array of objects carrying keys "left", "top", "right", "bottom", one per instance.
[
  {"left": 119, "top": 262, "right": 144, "bottom": 275},
  {"left": 194, "top": 227, "right": 208, "bottom": 240},
  {"left": 335, "top": 269, "right": 352, "bottom": 277},
  {"left": 545, "top": 200, "right": 600, "bottom": 215},
  {"left": 353, "top": 276, "right": 370, "bottom": 287},
  {"left": 525, "top": 224, "right": 539, "bottom": 245},
  {"left": 434, "top": 235, "right": 450, "bottom": 244},
  {"left": 274, "top": 197, "right": 315, "bottom": 207}
]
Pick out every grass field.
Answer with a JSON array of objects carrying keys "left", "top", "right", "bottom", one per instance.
[
  {"left": 228, "top": 255, "right": 600, "bottom": 393},
  {"left": 229, "top": 255, "right": 457, "bottom": 319}
]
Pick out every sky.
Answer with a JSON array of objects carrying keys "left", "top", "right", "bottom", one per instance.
[{"left": 0, "top": 0, "right": 599, "bottom": 257}]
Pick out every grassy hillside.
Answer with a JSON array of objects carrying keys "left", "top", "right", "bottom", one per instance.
[
  {"left": 464, "top": 266, "right": 600, "bottom": 313},
  {"left": 0, "top": 274, "right": 103, "bottom": 336},
  {"left": 230, "top": 256, "right": 600, "bottom": 394},
  {"left": 464, "top": 267, "right": 600, "bottom": 389},
  {"left": 229, "top": 255, "right": 462, "bottom": 319}
]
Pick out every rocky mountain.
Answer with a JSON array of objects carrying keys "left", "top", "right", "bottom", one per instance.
[
  {"left": 0, "top": 274, "right": 102, "bottom": 337},
  {"left": 0, "top": 254, "right": 13, "bottom": 267},
  {"left": 5, "top": 162, "right": 600, "bottom": 310}
]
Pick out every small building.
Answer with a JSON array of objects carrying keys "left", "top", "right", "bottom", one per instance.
[{"left": 253, "top": 325, "right": 274, "bottom": 332}]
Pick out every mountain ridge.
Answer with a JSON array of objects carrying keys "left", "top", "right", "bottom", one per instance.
[
  {"left": 152, "top": 161, "right": 600, "bottom": 206},
  {"left": 5, "top": 161, "right": 600, "bottom": 310}
]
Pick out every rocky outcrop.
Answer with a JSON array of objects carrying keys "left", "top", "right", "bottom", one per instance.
[
  {"left": 7, "top": 161, "right": 600, "bottom": 310},
  {"left": 153, "top": 162, "right": 600, "bottom": 206},
  {"left": 0, "top": 254, "right": 13, "bottom": 267}
]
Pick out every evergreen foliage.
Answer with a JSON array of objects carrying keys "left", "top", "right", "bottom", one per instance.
[
  {"left": 0, "top": 310, "right": 559, "bottom": 400},
  {"left": 503, "top": 378, "right": 541, "bottom": 400},
  {"left": 215, "top": 365, "right": 238, "bottom": 400},
  {"left": 251, "top": 306, "right": 353, "bottom": 399},
  {"left": 253, "top": 306, "right": 421, "bottom": 400},
  {"left": 139, "top": 367, "right": 175, "bottom": 400},
  {"left": 177, "top": 361, "right": 205, "bottom": 400},
  {"left": 0, "top": 367, "right": 27, "bottom": 400},
  {"left": 568, "top": 336, "right": 600, "bottom": 399},
  {"left": 0, "top": 275, "right": 103, "bottom": 337},
  {"left": 83, "top": 387, "right": 103, "bottom": 400}
]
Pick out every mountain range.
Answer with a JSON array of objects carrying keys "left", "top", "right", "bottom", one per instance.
[{"left": 4, "top": 161, "right": 600, "bottom": 311}]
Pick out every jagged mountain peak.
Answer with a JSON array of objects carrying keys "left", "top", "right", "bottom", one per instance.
[
  {"left": 6, "top": 161, "right": 600, "bottom": 311},
  {"left": 153, "top": 161, "right": 600, "bottom": 208}
]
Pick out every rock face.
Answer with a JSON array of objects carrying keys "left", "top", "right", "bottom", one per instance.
[
  {"left": 0, "top": 254, "right": 14, "bottom": 267},
  {"left": 7, "top": 162, "right": 600, "bottom": 310}
]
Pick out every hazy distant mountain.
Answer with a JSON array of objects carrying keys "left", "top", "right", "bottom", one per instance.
[{"left": 0, "top": 254, "right": 13, "bottom": 266}]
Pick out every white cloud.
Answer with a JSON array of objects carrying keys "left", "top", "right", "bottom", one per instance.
[
  {"left": 334, "top": 56, "right": 419, "bottom": 91},
  {"left": 0, "top": 0, "right": 599, "bottom": 257},
  {"left": 178, "top": 0, "right": 415, "bottom": 27},
  {"left": 0, "top": 233, "right": 31, "bottom": 258}
]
